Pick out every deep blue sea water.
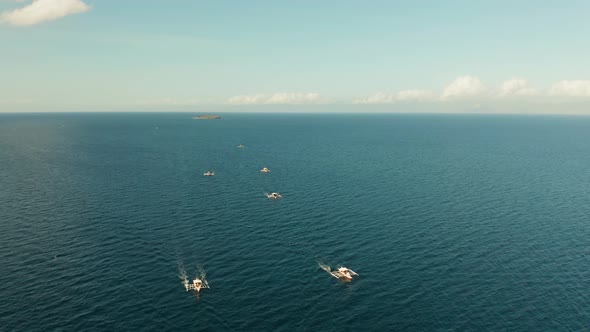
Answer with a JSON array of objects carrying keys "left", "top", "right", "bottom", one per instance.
[{"left": 2, "top": 113, "right": 590, "bottom": 331}]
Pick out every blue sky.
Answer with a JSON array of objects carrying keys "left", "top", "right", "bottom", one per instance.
[{"left": 1, "top": 0, "right": 590, "bottom": 112}]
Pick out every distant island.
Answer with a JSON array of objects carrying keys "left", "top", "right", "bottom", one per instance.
[{"left": 192, "top": 115, "right": 221, "bottom": 120}]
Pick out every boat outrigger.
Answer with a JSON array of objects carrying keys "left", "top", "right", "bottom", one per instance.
[
  {"left": 203, "top": 171, "right": 215, "bottom": 176},
  {"left": 326, "top": 266, "right": 359, "bottom": 281},
  {"left": 260, "top": 167, "right": 271, "bottom": 173},
  {"left": 265, "top": 192, "right": 282, "bottom": 199},
  {"left": 183, "top": 276, "right": 210, "bottom": 292}
]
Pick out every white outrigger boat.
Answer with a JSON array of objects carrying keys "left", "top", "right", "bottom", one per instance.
[
  {"left": 265, "top": 192, "right": 282, "bottom": 199},
  {"left": 203, "top": 171, "right": 215, "bottom": 176},
  {"left": 183, "top": 276, "right": 210, "bottom": 293},
  {"left": 260, "top": 167, "right": 271, "bottom": 173},
  {"left": 327, "top": 266, "right": 359, "bottom": 281},
  {"left": 237, "top": 144, "right": 245, "bottom": 148}
]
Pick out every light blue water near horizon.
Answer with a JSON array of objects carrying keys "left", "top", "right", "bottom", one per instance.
[{"left": 2, "top": 113, "right": 590, "bottom": 331}]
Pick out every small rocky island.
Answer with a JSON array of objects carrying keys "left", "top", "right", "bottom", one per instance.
[{"left": 192, "top": 115, "right": 221, "bottom": 120}]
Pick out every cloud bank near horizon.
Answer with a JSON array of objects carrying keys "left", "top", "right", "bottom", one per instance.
[
  {"left": 6, "top": 77, "right": 590, "bottom": 111},
  {"left": 135, "top": 98, "right": 202, "bottom": 107},
  {"left": 137, "top": 80, "right": 590, "bottom": 108},
  {"left": 354, "top": 90, "right": 434, "bottom": 104},
  {"left": 0, "top": 0, "right": 90, "bottom": 26},
  {"left": 355, "top": 76, "right": 590, "bottom": 104},
  {"left": 549, "top": 80, "right": 590, "bottom": 97},
  {"left": 441, "top": 76, "right": 488, "bottom": 100},
  {"left": 227, "top": 92, "right": 325, "bottom": 105}
]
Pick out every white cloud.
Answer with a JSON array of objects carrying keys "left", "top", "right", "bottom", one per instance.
[
  {"left": 498, "top": 78, "right": 538, "bottom": 97},
  {"left": 353, "top": 92, "right": 394, "bottom": 104},
  {"left": 396, "top": 90, "right": 433, "bottom": 101},
  {"left": 266, "top": 92, "right": 322, "bottom": 104},
  {"left": 354, "top": 90, "right": 433, "bottom": 104},
  {"left": 227, "top": 92, "right": 323, "bottom": 105},
  {"left": 549, "top": 80, "right": 590, "bottom": 97},
  {"left": 136, "top": 98, "right": 201, "bottom": 106},
  {"left": 0, "top": 0, "right": 90, "bottom": 26},
  {"left": 354, "top": 77, "right": 590, "bottom": 105},
  {"left": 441, "top": 76, "right": 488, "bottom": 100},
  {"left": 227, "top": 94, "right": 266, "bottom": 105}
]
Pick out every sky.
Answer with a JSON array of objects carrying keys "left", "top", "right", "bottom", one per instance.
[{"left": 1, "top": 0, "right": 590, "bottom": 113}]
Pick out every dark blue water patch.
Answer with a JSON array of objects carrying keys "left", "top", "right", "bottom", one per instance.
[{"left": 2, "top": 113, "right": 590, "bottom": 331}]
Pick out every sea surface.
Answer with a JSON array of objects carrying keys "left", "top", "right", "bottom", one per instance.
[{"left": 2, "top": 113, "right": 590, "bottom": 331}]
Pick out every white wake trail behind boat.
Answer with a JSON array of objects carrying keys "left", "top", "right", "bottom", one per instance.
[
  {"left": 178, "top": 263, "right": 189, "bottom": 285},
  {"left": 318, "top": 261, "right": 332, "bottom": 274},
  {"left": 197, "top": 265, "right": 209, "bottom": 288}
]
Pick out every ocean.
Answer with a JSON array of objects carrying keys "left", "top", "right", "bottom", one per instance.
[{"left": 1, "top": 113, "right": 590, "bottom": 331}]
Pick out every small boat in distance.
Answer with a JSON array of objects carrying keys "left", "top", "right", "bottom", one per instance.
[
  {"left": 203, "top": 171, "right": 215, "bottom": 176},
  {"left": 260, "top": 167, "right": 271, "bottom": 173},
  {"left": 265, "top": 192, "right": 282, "bottom": 199},
  {"left": 325, "top": 266, "right": 359, "bottom": 281},
  {"left": 183, "top": 276, "right": 210, "bottom": 292},
  {"left": 237, "top": 144, "right": 245, "bottom": 148}
]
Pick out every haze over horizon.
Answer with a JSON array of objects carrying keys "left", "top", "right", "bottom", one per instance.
[{"left": 2, "top": 0, "right": 590, "bottom": 113}]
